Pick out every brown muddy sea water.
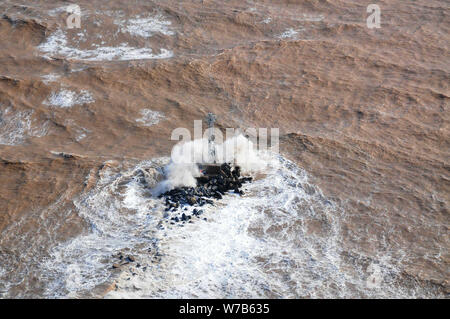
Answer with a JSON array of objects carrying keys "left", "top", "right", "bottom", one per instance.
[{"left": 0, "top": 0, "right": 448, "bottom": 298}]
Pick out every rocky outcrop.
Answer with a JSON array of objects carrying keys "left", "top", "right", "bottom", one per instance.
[{"left": 159, "top": 163, "right": 252, "bottom": 222}]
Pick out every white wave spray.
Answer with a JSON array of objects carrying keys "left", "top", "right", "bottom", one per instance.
[{"left": 152, "top": 134, "right": 266, "bottom": 195}]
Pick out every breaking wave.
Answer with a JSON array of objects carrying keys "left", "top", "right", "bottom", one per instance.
[
  {"left": 153, "top": 134, "right": 266, "bottom": 195},
  {"left": 35, "top": 136, "right": 420, "bottom": 298}
]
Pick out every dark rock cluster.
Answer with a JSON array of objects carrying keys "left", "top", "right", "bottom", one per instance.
[
  {"left": 159, "top": 163, "right": 252, "bottom": 214},
  {"left": 111, "top": 240, "right": 162, "bottom": 272},
  {"left": 112, "top": 252, "right": 137, "bottom": 269}
]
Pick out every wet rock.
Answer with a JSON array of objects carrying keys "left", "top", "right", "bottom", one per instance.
[
  {"left": 187, "top": 196, "right": 197, "bottom": 205},
  {"left": 159, "top": 163, "right": 252, "bottom": 218},
  {"left": 193, "top": 209, "right": 204, "bottom": 216}
]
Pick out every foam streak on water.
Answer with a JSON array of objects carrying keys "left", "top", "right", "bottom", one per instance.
[
  {"left": 38, "top": 30, "right": 173, "bottom": 62},
  {"left": 0, "top": 106, "right": 48, "bottom": 145},
  {"left": 44, "top": 89, "right": 94, "bottom": 108},
  {"left": 116, "top": 14, "right": 175, "bottom": 38}
]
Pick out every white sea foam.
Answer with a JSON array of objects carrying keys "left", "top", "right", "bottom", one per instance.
[
  {"left": 41, "top": 73, "right": 61, "bottom": 84},
  {"left": 44, "top": 89, "right": 94, "bottom": 108},
  {"left": 135, "top": 109, "right": 165, "bottom": 127},
  {"left": 279, "top": 28, "right": 301, "bottom": 39},
  {"left": 0, "top": 106, "right": 48, "bottom": 145},
  {"left": 117, "top": 15, "right": 175, "bottom": 38},
  {"left": 38, "top": 30, "right": 173, "bottom": 61}
]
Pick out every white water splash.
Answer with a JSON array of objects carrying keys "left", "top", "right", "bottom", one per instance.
[{"left": 153, "top": 135, "right": 266, "bottom": 195}]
